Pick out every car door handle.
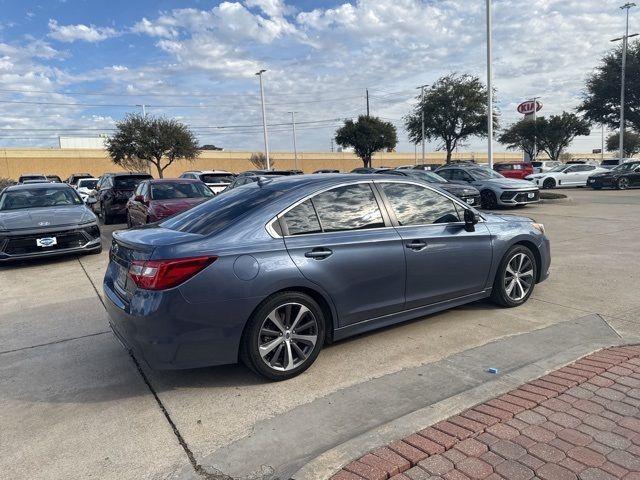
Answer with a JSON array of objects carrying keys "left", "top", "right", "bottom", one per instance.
[
  {"left": 406, "top": 240, "right": 428, "bottom": 251},
  {"left": 305, "top": 248, "right": 333, "bottom": 259}
]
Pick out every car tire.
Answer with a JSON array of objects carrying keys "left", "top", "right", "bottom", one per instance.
[
  {"left": 480, "top": 190, "right": 498, "bottom": 209},
  {"left": 102, "top": 204, "right": 113, "bottom": 225},
  {"left": 240, "top": 291, "right": 325, "bottom": 381},
  {"left": 490, "top": 245, "right": 538, "bottom": 308},
  {"left": 542, "top": 178, "right": 556, "bottom": 189},
  {"left": 617, "top": 177, "right": 629, "bottom": 190}
]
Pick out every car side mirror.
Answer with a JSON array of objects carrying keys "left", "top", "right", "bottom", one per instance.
[{"left": 464, "top": 209, "right": 479, "bottom": 232}]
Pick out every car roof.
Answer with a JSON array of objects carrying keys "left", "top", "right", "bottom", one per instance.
[
  {"left": 5, "top": 182, "right": 74, "bottom": 192},
  {"left": 146, "top": 178, "right": 201, "bottom": 184}
]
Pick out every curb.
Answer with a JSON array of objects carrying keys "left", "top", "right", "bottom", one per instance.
[{"left": 291, "top": 342, "right": 636, "bottom": 480}]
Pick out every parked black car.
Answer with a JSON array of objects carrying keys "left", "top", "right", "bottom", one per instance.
[
  {"left": 224, "top": 170, "right": 299, "bottom": 191},
  {"left": 375, "top": 169, "right": 482, "bottom": 207},
  {"left": 91, "top": 173, "right": 153, "bottom": 224},
  {"left": 350, "top": 167, "right": 378, "bottom": 174},
  {"left": 587, "top": 161, "right": 640, "bottom": 190}
]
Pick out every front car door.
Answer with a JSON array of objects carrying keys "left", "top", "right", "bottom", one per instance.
[
  {"left": 281, "top": 182, "right": 406, "bottom": 327},
  {"left": 376, "top": 180, "right": 493, "bottom": 308}
]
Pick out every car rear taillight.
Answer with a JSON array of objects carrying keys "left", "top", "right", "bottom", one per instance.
[{"left": 128, "top": 256, "right": 217, "bottom": 290}]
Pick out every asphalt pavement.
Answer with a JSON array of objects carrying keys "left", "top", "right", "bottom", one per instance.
[{"left": 1, "top": 188, "right": 639, "bottom": 480}]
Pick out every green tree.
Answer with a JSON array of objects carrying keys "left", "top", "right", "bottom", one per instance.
[
  {"left": 578, "top": 40, "right": 640, "bottom": 132},
  {"left": 536, "top": 113, "right": 591, "bottom": 162},
  {"left": 404, "top": 74, "right": 498, "bottom": 163},
  {"left": 335, "top": 115, "right": 397, "bottom": 168},
  {"left": 106, "top": 114, "right": 200, "bottom": 178},
  {"left": 498, "top": 119, "right": 537, "bottom": 160},
  {"left": 606, "top": 131, "right": 640, "bottom": 157}
]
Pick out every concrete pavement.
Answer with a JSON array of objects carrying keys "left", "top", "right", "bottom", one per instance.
[{"left": 0, "top": 188, "right": 639, "bottom": 479}]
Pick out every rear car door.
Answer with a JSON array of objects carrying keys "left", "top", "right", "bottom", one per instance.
[
  {"left": 282, "top": 182, "right": 406, "bottom": 327},
  {"left": 376, "top": 181, "right": 493, "bottom": 308}
]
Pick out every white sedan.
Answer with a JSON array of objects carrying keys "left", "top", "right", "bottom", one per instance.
[{"left": 525, "top": 164, "right": 608, "bottom": 189}]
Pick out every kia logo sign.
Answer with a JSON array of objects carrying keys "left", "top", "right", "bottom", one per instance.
[{"left": 517, "top": 100, "right": 542, "bottom": 115}]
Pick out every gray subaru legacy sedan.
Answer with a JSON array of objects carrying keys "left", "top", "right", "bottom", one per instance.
[
  {"left": 0, "top": 183, "right": 102, "bottom": 262},
  {"left": 104, "top": 174, "right": 550, "bottom": 380}
]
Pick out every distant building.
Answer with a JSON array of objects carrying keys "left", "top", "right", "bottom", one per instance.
[{"left": 58, "top": 135, "right": 108, "bottom": 149}]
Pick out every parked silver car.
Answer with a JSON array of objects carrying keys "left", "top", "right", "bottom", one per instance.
[{"left": 436, "top": 165, "right": 539, "bottom": 209}]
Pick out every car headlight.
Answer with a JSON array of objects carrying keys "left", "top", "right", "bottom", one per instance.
[{"left": 532, "top": 223, "right": 545, "bottom": 234}]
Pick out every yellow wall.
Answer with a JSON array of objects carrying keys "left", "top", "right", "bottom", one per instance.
[{"left": 0, "top": 148, "right": 609, "bottom": 180}]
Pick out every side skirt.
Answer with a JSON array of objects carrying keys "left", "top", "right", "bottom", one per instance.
[{"left": 333, "top": 290, "right": 492, "bottom": 342}]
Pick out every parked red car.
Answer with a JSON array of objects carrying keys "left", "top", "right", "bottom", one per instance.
[
  {"left": 126, "top": 179, "right": 214, "bottom": 227},
  {"left": 493, "top": 162, "right": 534, "bottom": 180}
]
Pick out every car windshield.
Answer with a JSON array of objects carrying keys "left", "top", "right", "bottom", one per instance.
[
  {"left": 114, "top": 176, "right": 152, "bottom": 189},
  {"left": 200, "top": 174, "right": 234, "bottom": 183},
  {"left": 467, "top": 168, "right": 504, "bottom": 180},
  {"left": 151, "top": 182, "right": 214, "bottom": 200},
  {"left": 77, "top": 180, "right": 98, "bottom": 189},
  {"left": 612, "top": 162, "right": 638, "bottom": 172},
  {"left": 160, "top": 184, "right": 285, "bottom": 235},
  {"left": 0, "top": 188, "right": 83, "bottom": 210},
  {"left": 406, "top": 170, "right": 448, "bottom": 183}
]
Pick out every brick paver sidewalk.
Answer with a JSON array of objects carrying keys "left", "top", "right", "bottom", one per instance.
[{"left": 332, "top": 346, "right": 640, "bottom": 480}]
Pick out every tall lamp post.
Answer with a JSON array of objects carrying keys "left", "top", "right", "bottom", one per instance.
[
  {"left": 531, "top": 96, "right": 541, "bottom": 161},
  {"left": 416, "top": 84, "right": 429, "bottom": 164},
  {"left": 611, "top": 3, "right": 638, "bottom": 161},
  {"left": 288, "top": 111, "right": 298, "bottom": 171},
  {"left": 256, "top": 69, "right": 270, "bottom": 170},
  {"left": 486, "top": 0, "right": 494, "bottom": 168}
]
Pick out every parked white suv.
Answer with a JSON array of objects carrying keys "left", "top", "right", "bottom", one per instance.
[
  {"left": 530, "top": 161, "right": 562, "bottom": 174},
  {"left": 179, "top": 170, "right": 236, "bottom": 194}
]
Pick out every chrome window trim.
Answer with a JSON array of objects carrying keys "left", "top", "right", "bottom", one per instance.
[{"left": 264, "top": 178, "right": 483, "bottom": 239}]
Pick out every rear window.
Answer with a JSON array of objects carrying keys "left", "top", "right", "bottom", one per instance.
[
  {"left": 114, "top": 175, "right": 152, "bottom": 189},
  {"left": 200, "top": 174, "right": 235, "bottom": 184},
  {"left": 160, "top": 185, "right": 284, "bottom": 235},
  {"left": 151, "top": 182, "right": 214, "bottom": 200}
]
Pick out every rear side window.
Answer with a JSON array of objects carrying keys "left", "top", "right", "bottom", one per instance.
[
  {"left": 312, "top": 184, "right": 384, "bottom": 232},
  {"left": 160, "top": 185, "right": 284, "bottom": 235},
  {"left": 283, "top": 200, "right": 321, "bottom": 235},
  {"left": 381, "top": 183, "right": 461, "bottom": 226}
]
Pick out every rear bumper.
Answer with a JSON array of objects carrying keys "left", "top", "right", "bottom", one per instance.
[{"left": 103, "top": 261, "right": 261, "bottom": 369}]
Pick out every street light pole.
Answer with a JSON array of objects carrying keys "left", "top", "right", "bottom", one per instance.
[
  {"left": 256, "top": 69, "right": 270, "bottom": 170},
  {"left": 289, "top": 111, "right": 298, "bottom": 171},
  {"left": 416, "top": 84, "right": 428, "bottom": 164},
  {"left": 486, "top": 0, "right": 494, "bottom": 169},
  {"left": 531, "top": 96, "right": 541, "bottom": 161},
  {"left": 612, "top": 3, "right": 638, "bottom": 161}
]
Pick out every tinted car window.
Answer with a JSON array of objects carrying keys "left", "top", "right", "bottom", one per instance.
[
  {"left": 283, "top": 200, "right": 321, "bottom": 235},
  {"left": 381, "top": 183, "right": 461, "bottom": 226},
  {"left": 161, "top": 185, "right": 285, "bottom": 235},
  {"left": 200, "top": 174, "right": 235, "bottom": 183},
  {"left": 151, "top": 182, "right": 214, "bottom": 199},
  {"left": 0, "top": 187, "right": 83, "bottom": 210},
  {"left": 311, "top": 184, "right": 384, "bottom": 232},
  {"left": 114, "top": 175, "right": 152, "bottom": 189}
]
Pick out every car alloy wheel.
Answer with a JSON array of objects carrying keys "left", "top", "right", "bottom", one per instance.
[
  {"left": 491, "top": 245, "right": 537, "bottom": 308},
  {"left": 241, "top": 291, "right": 325, "bottom": 380},
  {"left": 258, "top": 303, "right": 318, "bottom": 372},
  {"left": 617, "top": 177, "right": 629, "bottom": 190},
  {"left": 480, "top": 190, "right": 497, "bottom": 209},
  {"left": 542, "top": 178, "right": 555, "bottom": 189}
]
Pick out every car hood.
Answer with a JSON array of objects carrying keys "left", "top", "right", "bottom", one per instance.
[
  {"left": 438, "top": 183, "right": 480, "bottom": 196},
  {"left": 0, "top": 205, "right": 96, "bottom": 231},
  {"left": 483, "top": 212, "right": 534, "bottom": 223},
  {"left": 472, "top": 178, "right": 536, "bottom": 189}
]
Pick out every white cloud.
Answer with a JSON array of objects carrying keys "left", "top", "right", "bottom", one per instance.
[{"left": 48, "top": 19, "right": 118, "bottom": 43}]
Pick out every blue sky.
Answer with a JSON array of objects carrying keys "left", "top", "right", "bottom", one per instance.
[{"left": 0, "top": 0, "right": 634, "bottom": 153}]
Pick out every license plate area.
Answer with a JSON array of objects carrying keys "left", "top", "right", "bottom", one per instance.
[
  {"left": 36, "top": 237, "right": 57, "bottom": 248},
  {"left": 115, "top": 264, "right": 129, "bottom": 290}
]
